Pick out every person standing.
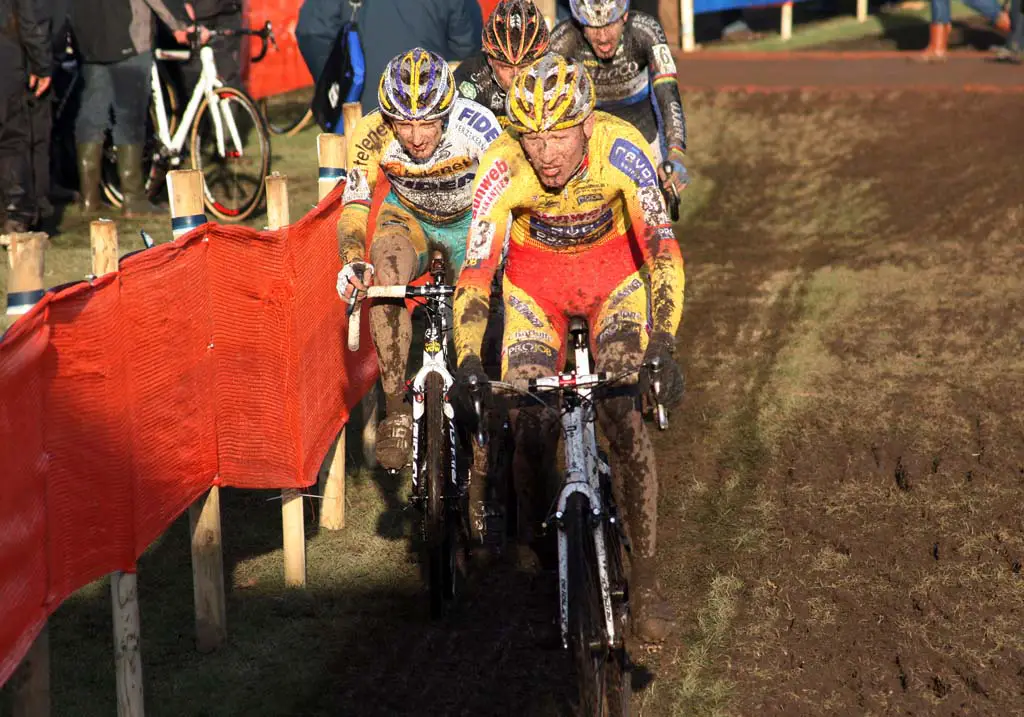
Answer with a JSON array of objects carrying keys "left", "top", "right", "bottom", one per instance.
[
  {"left": 1, "top": 0, "right": 51, "bottom": 233},
  {"left": 297, "top": 0, "right": 483, "bottom": 112},
  {"left": 69, "top": 0, "right": 191, "bottom": 217}
]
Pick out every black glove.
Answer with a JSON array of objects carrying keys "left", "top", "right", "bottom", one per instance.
[
  {"left": 640, "top": 332, "right": 685, "bottom": 408},
  {"left": 453, "top": 355, "right": 492, "bottom": 423}
]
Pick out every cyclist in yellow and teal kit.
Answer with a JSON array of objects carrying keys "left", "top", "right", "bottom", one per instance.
[{"left": 336, "top": 48, "right": 501, "bottom": 470}]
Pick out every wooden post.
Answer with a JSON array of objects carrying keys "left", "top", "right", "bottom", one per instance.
[
  {"left": 265, "top": 172, "right": 307, "bottom": 588},
  {"left": 10, "top": 626, "right": 50, "bottom": 717},
  {"left": 89, "top": 219, "right": 147, "bottom": 716},
  {"left": 317, "top": 134, "right": 347, "bottom": 202},
  {"left": 4, "top": 232, "right": 49, "bottom": 715},
  {"left": 856, "top": 0, "right": 868, "bottom": 22},
  {"left": 781, "top": 1, "right": 793, "bottom": 41},
  {"left": 679, "top": 0, "right": 696, "bottom": 52},
  {"left": 534, "top": 0, "right": 557, "bottom": 28},
  {"left": 341, "top": 102, "right": 363, "bottom": 167},
  {"left": 3, "top": 231, "right": 47, "bottom": 334},
  {"left": 111, "top": 573, "right": 144, "bottom": 717},
  {"left": 660, "top": 0, "right": 682, "bottom": 48},
  {"left": 316, "top": 137, "right": 349, "bottom": 531},
  {"left": 90, "top": 219, "right": 119, "bottom": 276},
  {"left": 167, "top": 169, "right": 227, "bottom": 652}
]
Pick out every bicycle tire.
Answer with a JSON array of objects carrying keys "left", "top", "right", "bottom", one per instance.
[
  {"left": 566, "top": 492, "right": 631, "bottom": 716},
  {"left": 100, "top": 78, "right": 179, "bottom": 208},
  {"left": 189, "top": 86, "right": 271, "bottom": 223},
  {"left": 259, "top": 97, "right": 313, "bottom": 137},
  {"left": 423, "top": 371, "right": 457, "bottom": 619}
]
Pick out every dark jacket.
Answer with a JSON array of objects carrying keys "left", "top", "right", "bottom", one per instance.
[
  {"left": 297, "top": 0, "right": 483, "bottom": 110},
  {"left": 1, "top": 0, "right": 51, "bottom": 78},
  {"left": 70, "top": 0, "right": 183, "bottom": 64}
]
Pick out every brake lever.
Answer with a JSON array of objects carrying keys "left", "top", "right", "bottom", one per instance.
[
  {"left": 659, "top": 161, "right": 681, "bottom": 222},
  {"left": 467, "top": 375, "right": 487, "bottom": 447},
  {"left": 648, "top": 357, "right": 668, "bottom": 431},
  {"left": 265, "top": 21, "right": 278, "bottom": 50}
]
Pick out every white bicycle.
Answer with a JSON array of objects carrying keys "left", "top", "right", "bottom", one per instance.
[{"left": 101, "top": 23, "right": 274, "bottom": 222}]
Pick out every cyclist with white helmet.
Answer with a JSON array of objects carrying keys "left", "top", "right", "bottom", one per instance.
[
  {"left": 336, "top": 48, "right": 501, "bottom": 471},
  {"left": 550, "top": 0, "right": 689, "bottom": 195},
  {"left": 454, "top": 0, "right": 551, "bottom": 126},
  {"left": 452, "top": 54, "right": 685, "bottom": 643}
]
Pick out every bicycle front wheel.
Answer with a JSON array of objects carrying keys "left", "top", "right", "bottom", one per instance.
[
  {"left": 422, "top": 371, "right": 462, "bottom": 619},
  {"left": 566, "top": 492, "right": 631, "bottom": 716},
  {"left": 189, "top": 86, "right": 271, "bottom": 222}
]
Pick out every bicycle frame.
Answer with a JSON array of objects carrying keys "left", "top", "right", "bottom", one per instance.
[
  {"left": 150, "top": 45, "right": 244, "bottom": 161},
  {"left": 552, "top": 329, "right": 618, "bottom": 650},
  {"left": 409, "top": 276, "right": 457, "bottom": 493}
]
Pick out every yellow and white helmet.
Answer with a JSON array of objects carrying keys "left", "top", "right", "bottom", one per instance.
[{"left": 505, "top": 53, "right": 596, "bottom": 133}]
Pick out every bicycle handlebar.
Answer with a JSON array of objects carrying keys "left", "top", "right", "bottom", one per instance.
[
  {"left": 345, "top": 283, "right": 455, "bottom": 352},
  {"left": 188, "top": 20, "right": 277, "bottom": 63}
]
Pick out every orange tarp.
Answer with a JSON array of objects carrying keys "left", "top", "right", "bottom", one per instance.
[{"left": 0, "top": 184, "right": 378, "bottom": 686}]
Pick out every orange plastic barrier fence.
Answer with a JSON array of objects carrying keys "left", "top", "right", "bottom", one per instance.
[{"left": 0, "top": 183, "right": 378, "bottom": 687}]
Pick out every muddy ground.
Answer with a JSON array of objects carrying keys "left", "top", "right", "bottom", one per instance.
[{"left": 3, "top": 91, "right": 1022, "bottom": 716}]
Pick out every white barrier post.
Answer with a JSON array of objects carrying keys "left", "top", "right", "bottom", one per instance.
[
  {"left": 857, "top": 0, "right": 868, "bottom": 22},
  {"left": 5, "top": 231, "right": 51, "bottom": 717},
  {"left": 781, "top": 1, "right": 793, "bottom": 40},
  {"left": 680, "top": 0, "right": 696, "bottom": 52},
  {"left": 534, "top": 0, "right": 557, "bottom": 28},
  {"left": 265, "top": 172, "right": 307, "bottom": 588},
  {"left": 90, "top": 218, "right": 147, "bottom": 717},
  {"left": 167, "top": 169, "right": 227, "bottom": 652}
]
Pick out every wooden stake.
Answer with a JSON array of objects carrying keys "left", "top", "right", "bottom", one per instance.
[
  {"left": 857, "top": 0, "right": 868, "bottom": 22},
  {"left": 781, "top": 1, "right": 793, "bottom": 41},
  {"left": 10, "top": 625, "right": 50, "bottom": 717},
  {"left": 90, "top": 220, "right": 119, "bottom": 276},
  {"left": 265, "top": 172, "right": 307, "bottom": 588},
  {"left": 188, "top": 490, "right": 227, "bottom": 652},
  {"left": 111, "top": 573, "right": 144, "bottom": 717},
  {"left": 317, "top": 134, "right": 347, "bottom": 202},
  {"left": 4, "top": 232, "right": 50, "bottom": 714},
  {"left": 317, "top": 132, "right": 349, "bottom": 531},
  {"left": 341, "top": 103, "right": 363, "bottom": 169},
  {"left": 3, "top": 232, "right": 48, "bottom": 333},
  {"left": 166, "top": 170, "right": 207, "bottom": 240},
  {"left": 89, "top": 219, "right": 147, "bottom": 716},
  {"left": 359, "top": 385, "right": 379, "bottom": 470},
  {"left": 166, "top": 169, "right": 226, "bottom": 651}
]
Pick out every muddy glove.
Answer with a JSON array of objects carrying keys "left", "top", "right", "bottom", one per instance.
[
  {"left": 661, "top": 149, "right": 690, "bottom": 194},
  {"left": 640, "top": 331, "right": 685, "bottom": 408},
  {"left": 336, "top": 260, "right": 374, "bottom": 302},
  {"left": 453, "top": 355, "right": 492, "bottom": 423}
]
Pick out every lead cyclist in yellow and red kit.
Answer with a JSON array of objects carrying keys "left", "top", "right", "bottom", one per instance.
[{"left": 452, "top": 53, "right": 685, "bottom": 643}]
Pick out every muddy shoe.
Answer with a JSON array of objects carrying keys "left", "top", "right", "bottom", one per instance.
[{"left": 375, "top": 411, "right": 413, "bottom": 471}]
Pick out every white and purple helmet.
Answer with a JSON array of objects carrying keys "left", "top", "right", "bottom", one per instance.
[{"left": 569, "top": 0, "right": 629, "bottom": 26}]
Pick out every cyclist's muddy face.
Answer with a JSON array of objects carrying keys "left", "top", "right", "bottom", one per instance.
[
  {"left": 520, "top": 115, "right": 595, "bottom": 189},
  {"left": 486, "top": 57, "right": 523, "bottom": 92},
  {"left": 583, "top": 16, "right": 627, "bottom": 59},
  {"left": 392, "top": 119, "right": 444, "bottom": 161}
]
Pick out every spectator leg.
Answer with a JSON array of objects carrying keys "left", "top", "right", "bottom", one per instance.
[
  {"left": 0, "top": 83, "right": 37, "bottom": 232},
  {"left": 75, "top": 61, "right": 115, "bottom": 213}
]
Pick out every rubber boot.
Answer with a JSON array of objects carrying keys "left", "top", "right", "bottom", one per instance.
[
  {"left": 631, "top": 557, "right": 676, "bottom": 643},
  {"left": 75, "top": 142, "right": 104, "bottom": 214},
  {"left": 916, "top": 22, "right": 950, "bottom": 62},
  {"left": 117, "top": 144, "right": 161, "bottom": 218}
]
